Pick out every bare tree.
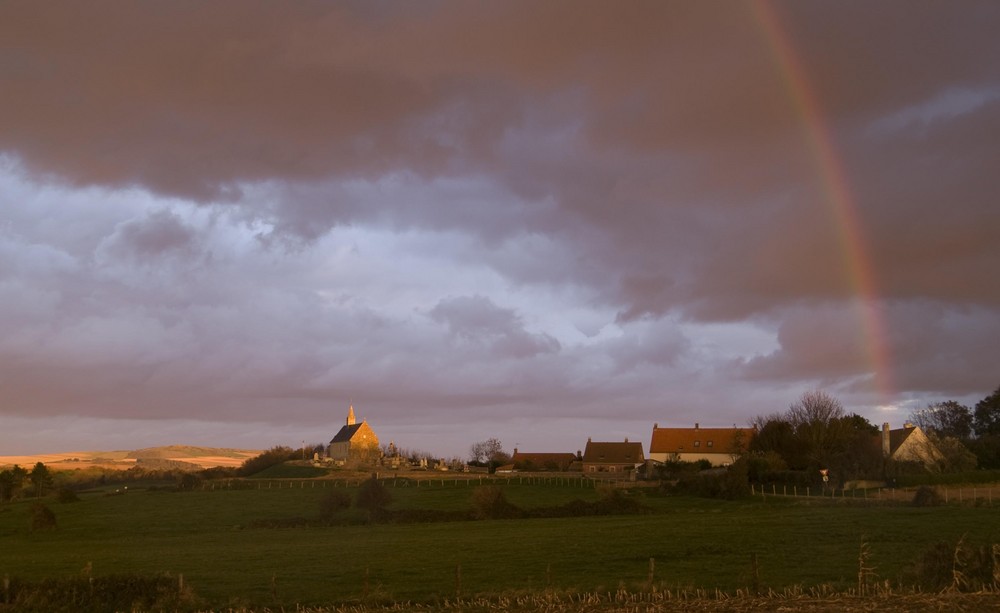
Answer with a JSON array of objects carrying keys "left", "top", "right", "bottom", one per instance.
[
  {"left": 787, "top": 390, "right": 845, "bottom": 429},
  {"left": 787, "top": 390, "right": 850, "bottom": 468},
  {"left": 469, "top": 438, "right": 506, "bottom": 464},
  {"left": 910, "top": 401, "right": 973, "bottom": 439}
]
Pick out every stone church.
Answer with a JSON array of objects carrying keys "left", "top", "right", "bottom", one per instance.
[{"left": 327, "top": 404, "right": 380, "bottom": 464}]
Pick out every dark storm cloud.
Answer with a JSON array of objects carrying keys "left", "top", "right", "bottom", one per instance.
[{"left": 0, "top": 1, "right": 998, "bottom": 454}]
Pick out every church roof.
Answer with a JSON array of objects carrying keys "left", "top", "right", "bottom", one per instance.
[{"left": 330, "top": 423, "right": 364, "bottom": 444}]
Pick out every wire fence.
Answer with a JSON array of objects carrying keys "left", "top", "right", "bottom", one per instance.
[
  {"left": 197, "top": 475, "right": 603, "bottom": 491},
  {"left": 751, "top": 482, "right": 997, "bottom": 505}
]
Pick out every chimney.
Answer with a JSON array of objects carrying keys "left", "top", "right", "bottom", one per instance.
[
  {"left": 513, "top": 448, "right": 518, "bottom": 456},
  {"left": 882, "top": 423, "right": 891, "bottom": 457},
  {"left": 625, "top": 437, "right": 629, "bottom": 443},
  {"left": 654, "top": 422, "right": 658, "bottom": 429},
  {"left": 904, "top": 421, "right": 915, "bottom": 429},
  {"left": 695, "top": 422, "right": 699, "bottom": 430}
]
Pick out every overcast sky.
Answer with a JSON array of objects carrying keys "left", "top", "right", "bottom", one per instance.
[{"left": 1, "top": 1, "right": 998, "bottom": 458}]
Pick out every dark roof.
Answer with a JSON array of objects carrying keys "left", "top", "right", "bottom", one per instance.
[
  {"left": 330, "top": 423, "right": 363, "bottom": 444},
  {"left": 582, "top": 441, "right": 644, "bottom": 464},
  {"left": 888, "top": 427, "right": 916, "bottom": 454},
  {"left": 649, "top": 426, "right": 753, "bottom": 454},
  {"left": 511, "top": 452, "right": 577, "bottom": 470}
]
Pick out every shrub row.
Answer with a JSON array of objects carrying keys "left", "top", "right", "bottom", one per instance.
[{"left": 2, "top": 573, "right": 195, "bottom": 612}]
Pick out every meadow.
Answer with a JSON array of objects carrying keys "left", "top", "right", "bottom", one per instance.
[{"left": 0, "top": 477, "right": 998, "bottom": 611}]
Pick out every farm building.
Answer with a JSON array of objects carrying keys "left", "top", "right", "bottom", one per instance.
[
  {"left": 327, "top": 404, "right": 380, "bottom": 464},
  {"left": 881, "top": 422, "right": 942, "bottom": 466},
  {"left": 581, "top": 438, "right": 644, "bottom": 474},
  {"left": 648, "top": 423, "right": 753, "bottom": 467},
  {"left": 510, "top": 450, "right": 578, "bottom": 472}
]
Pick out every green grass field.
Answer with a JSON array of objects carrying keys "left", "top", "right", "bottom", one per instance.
[{"left": 0, "top": 479, "right": 997, "bottom": 609}]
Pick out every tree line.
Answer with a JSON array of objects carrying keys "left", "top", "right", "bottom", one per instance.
[
  {"left": 745, "top": 385, "right": 1000, "bottom": 488},
  {"left": 0, "top": 462, "right": 53, "bottom": 503}
]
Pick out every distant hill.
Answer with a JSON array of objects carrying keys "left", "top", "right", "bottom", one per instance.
[
  {"left": 0, "top": 446, "right": 262, "bottom": 470},
  {"left": 126, "top": 445, "right": 256, "bottom": 460}
]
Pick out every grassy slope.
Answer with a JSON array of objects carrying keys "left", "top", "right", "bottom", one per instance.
[{"left": 0, "top": 482, "right": 997, "bottom": 608}]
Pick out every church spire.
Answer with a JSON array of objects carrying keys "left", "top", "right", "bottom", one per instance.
[{"left": 346, "top": 403, "right": 356, "bottom": 426}]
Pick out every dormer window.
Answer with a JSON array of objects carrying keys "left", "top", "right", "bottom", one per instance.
[
  {"left": 693, "top": 441, "right": 700, "bottom": 448},
  {"left": 707, "top": 441, "right": 714, "bottom": 448}
]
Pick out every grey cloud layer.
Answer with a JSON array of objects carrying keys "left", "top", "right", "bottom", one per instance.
[{"left": 0, "top": 1, "right": 997, "bottom": 453}]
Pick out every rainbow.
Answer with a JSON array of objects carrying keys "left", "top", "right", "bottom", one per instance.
[{"left": 750, "top": 1, "right": 894, "bottom": 404}]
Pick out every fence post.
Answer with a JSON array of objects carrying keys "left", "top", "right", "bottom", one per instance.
[{"left": 455, "top": 564, "right": 462, "bottom": 598}]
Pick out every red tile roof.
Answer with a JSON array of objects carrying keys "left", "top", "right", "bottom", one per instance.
[{"left": 649, "top": 426, "right": 753, "bottom": 455}]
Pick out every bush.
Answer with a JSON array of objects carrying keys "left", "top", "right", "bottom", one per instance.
[
  {"left": 908, "top": 539, "right": 999, "bottom": 591},
  {"left": 56, "top": 487, "right": 80, "bottom": 503},
  {"left": 246, "top": 516, "right": 311, "bottom": 529},
  {"left": 319, "top": 490, "right": 351, "bottom": 519},
  {"left": 236, "top": 446, "right": 298, "bottom": 477},
  {"left": 912, "top": 485, "right": 944, "bottom": 507},
  {"left": 356, "top": 477, "right": 392, "bottom": 520},
  {"left": 29, "top": 502, "right": 57, "bottom": 531},
  {"left": 592, "top": 487, "right": 643, "bottom": 514},
  {"left": 672, "top": 461, "right": 750, "bottom": 500},
  {"left": 5, "top": 573, "right": 196, "bottom": 611},
  {"left": 470, "top": 485, "right": 523, "bottom": 520}
]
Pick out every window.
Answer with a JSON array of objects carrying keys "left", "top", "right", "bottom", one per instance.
[
  {"left": 707, "top": 441, "right": 714, "bottom": 448},
  {"left": 693, "top": 441, "right": 700, "bottom": 448}
]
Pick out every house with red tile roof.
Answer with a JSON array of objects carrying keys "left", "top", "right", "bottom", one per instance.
[{"left": 648, "top": 423, "right": 753, "bottom": 467}]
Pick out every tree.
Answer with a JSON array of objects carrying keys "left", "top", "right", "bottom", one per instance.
[
  {"left": 910, "top": 401, "right": 973, "bottom": 439},
  {"left": 236, "top": 446, "right": 297, "bottom": 477},
  {"left": 749, "top": 414, "right": 809, "bottom": 470},
  {"left": 787, "top": 390, "right": 847, "bottom": 467},
  {"left": 753, "top": 392, "right": 878, "bottom": 479},
  {"left": 0, "top": 465, "right": 29, "bottom": 503},
  {"left": 973, "top": 385, "right": 1000, "bottom": 437},
  {"left": 965, "top": 434, "right": 1000, "bottom": 469},
  {"left": 924, "top": 432, "right": 977, "bottom": 473},
  {"left": 827, "top": 413, "right": 883, "bottom": 483},
  {"left": 29, "top": 462, "right": 53, "bottom": 497},
  {"left": 469, "top": 438, "right": 508, "bottom": 465}
]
